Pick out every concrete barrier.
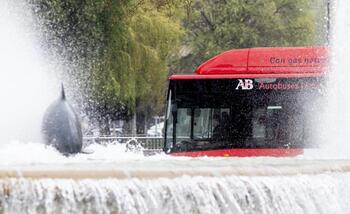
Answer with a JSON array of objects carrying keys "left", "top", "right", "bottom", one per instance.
[{"left": 0, "top": 161, "right": 349, "bottom": 179}]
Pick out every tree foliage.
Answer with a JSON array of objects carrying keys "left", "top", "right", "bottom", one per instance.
[
  {"left": 128, "top": 1, "right": 183, "bottom": 116},
  {"left": 176, "top": 0, "right": 319, "bottom": 73},
  {"left": 30, "top": 0, "right": 182, "bottom": 133},
  {"left": 30, "top": 0, "right": 135, "bottom": 119},
  {"left": 29, "top": 0, "right": 325, "bottom": 133}
]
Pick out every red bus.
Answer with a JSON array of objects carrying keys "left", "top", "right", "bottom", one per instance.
[{"left": 163, "top": 47, "right": 328, "bottom": 157}]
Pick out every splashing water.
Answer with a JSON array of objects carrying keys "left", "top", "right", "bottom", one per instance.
[
  {"left": 0, "top": 1, "right": 55, "bottom": 142},
  {"left": 0, "top": 173, "right": 350, "bottom": 214},
  {"left": 1, "top": 0, "right": 350, "bottom": 213},
  {"left": 324, "top": 0, "right": 350, "bottom": 154},
  {"left": 0, "top": 141, "right": 349, "bottom": 213}
]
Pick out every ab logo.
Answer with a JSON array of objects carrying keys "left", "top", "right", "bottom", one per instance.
[{"left": 235, "top": 79, "right": 254, "bottom": 90}]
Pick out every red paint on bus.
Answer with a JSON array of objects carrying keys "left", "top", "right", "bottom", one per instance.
[
  {"left": 167, "top": 47, "right": 328, "bottom": 157},
  {"left": 171, "top": 148, "right": 303, "bottom": 157},
  {"left": 194, "top": 47, "right": 328, "bottom": 75}
]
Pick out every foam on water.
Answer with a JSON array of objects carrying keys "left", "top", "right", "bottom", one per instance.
[
  {"left": 0, "top": 173, "right": 350, "bottom": 214},
  {"left": 1, "top": 141, "right": 350, "bottom": 213},
  {"left": 0, "top": 141, "right": 347, "bottom": 173},
  {"left": 0, "top": 140, "right": 348, "bottom": 213}
]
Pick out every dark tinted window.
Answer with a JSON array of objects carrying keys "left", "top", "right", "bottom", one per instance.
[{"left": 165, "top": 78, "right": 324, "bottom": 152}]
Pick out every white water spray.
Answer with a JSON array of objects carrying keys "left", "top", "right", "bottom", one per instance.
[
  {"left": 0, "top": 1, "right": 55, "bottom": 142},
  {"left": 0, "top": 174, "right": 350, "bottom": 214},
  {"left": 0, "top": 1, "right": 349, "bottom": 213},
  {"left": 319, "top": 0, "right": 350, "bottom": 155}
]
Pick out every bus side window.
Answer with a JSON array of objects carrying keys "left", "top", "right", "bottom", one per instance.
[
  {"left": 165, "top": 112, "right": 173, "bottom": 150},
  {"left": 252, "top": 106, "right": 283, "bottom": 147},
  {"left": 165, "top": 89, "right": 174, "bottom": 151},
  {"left": 193, "top": 108, "right": 212, "bottom": 139},
  {"left": 252, "top": 108, "right": 266, "bottom": 139},
  {"left": 175, "top": 108, "right": 191, "bottom": 144},
  {"left": 193, "top": 108, "right": 230, "bottom": 141}
]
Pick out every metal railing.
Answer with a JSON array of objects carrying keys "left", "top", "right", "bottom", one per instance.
[{"left": 83, "top": 136, "right": 164, "bottom": 151}]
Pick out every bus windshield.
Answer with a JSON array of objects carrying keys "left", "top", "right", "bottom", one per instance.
[{"left": 164, "top": 78, "right": 324, "bottom": 152}]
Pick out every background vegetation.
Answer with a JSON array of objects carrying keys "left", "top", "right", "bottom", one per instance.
[{"left": 29, "top": 0, "right": 328, "bottom": 134}]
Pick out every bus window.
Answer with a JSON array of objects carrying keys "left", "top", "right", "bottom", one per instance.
[
  {"left": 282, "top": 105, "right": 304, "bottom": 146},
  {"left": 193, "top": 108, "right": 212, "bottom": 139},
  {"left": 193, "top": 108, "right": 230, "bottom": 141},
  {"left": 252, "top": 106, "right": 282, "bottom": 140},
  {"left": 252, "top": 108, "right": 266, "bottom": 139},
  {"left": 167, "top": 77, "right": 323, "bottom": 152},
  {"left": 250, "top": 106, "right": 282, "bottom": 147},
  {"left": 266, "top": 106, "right": 282, "bottom": 140},
  {"left": 175, "top": 108, "right": 191, "bottom": 144},
  {"left": 165, "top": 110, "right": 173, "bottom": 150},
  {"left": 165, "top": 90, "right": 173, "bottom": 151}
]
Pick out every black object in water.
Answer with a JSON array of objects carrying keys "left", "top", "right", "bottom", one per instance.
[{"left": 41, "top": 85, "right": 82, "bottom": 154}]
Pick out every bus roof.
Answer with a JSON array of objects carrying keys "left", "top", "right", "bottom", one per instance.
[{"left": 170, "top": 47, "right": 328, "bottom": 80}]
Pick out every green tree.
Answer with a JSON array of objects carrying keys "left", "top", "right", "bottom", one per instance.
[
  {"left": 30, "top": 0, "right": 137, "bottom": 132},
  {"left": 30, "top": 0, "right": 183, "bottom": 134},
  {"left": 176, "top": 0, "right": 320, "bottom": 73},
  {"left": 126, "top": 1, "right": 183, "bottom": 133}
]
